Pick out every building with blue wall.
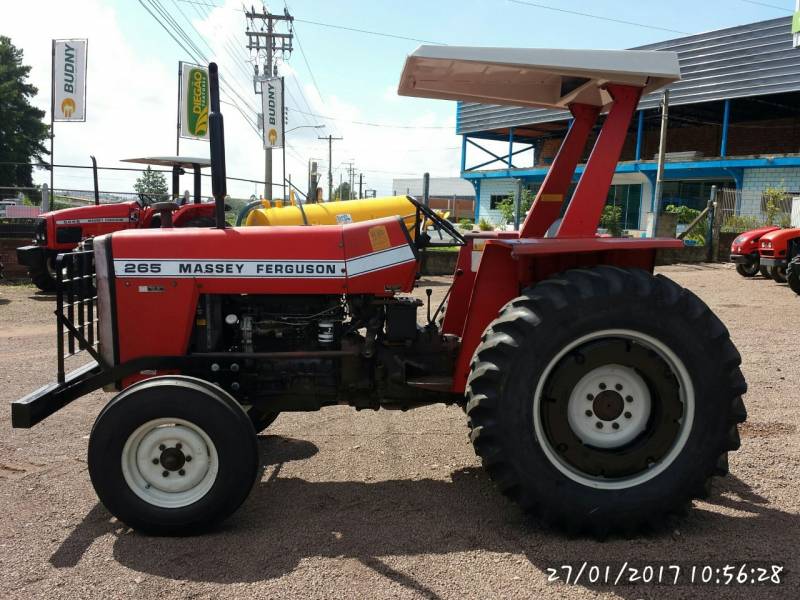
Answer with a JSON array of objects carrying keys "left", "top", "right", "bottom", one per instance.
[{"left": 458, "top": 17, "right": 800, "bottom": 232}]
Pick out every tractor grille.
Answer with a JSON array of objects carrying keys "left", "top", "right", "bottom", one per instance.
[{"left": 56, "top": 248, "right": 99, "bottom": 383}]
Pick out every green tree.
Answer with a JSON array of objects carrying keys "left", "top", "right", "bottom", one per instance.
[
  {"left": 0, "top": 36, "right": 50, "bottom": 188},
  {"left": 600, "top": 205, "right": 623, "bottom": 236},
  {"left": 134, "top": 166, "right": 169, "bottom": 203}
]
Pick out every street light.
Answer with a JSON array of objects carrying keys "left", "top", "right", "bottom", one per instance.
[{"left": 286, "top": 124, "right": 326, "bottom": 134}]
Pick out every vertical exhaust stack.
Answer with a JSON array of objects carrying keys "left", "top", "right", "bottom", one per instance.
[{"left": 208, "top": 62, "right": 227, "bottom": 229}]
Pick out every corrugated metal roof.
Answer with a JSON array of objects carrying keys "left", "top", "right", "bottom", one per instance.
[{"left": 457, "top": 17, "right": 799, "bottom": 134}]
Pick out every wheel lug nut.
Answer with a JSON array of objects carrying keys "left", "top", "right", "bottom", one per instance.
[
  {"left": 585, "top": 409, "right": 592, "bottom": 417},
  {"left": 612, "top": 422, "right": 620, "bottom": 430},
  {"left": 185, "top": 456, "right": 192, "bottom": 462},
  {"left": 599, "top": 383, "right": 606, "bottom": 390},
  {"left": 625, "top": 395, "right": 633, "bottom": 403},
  {"left": 162, "top": 471, "right": 169, "bottom": 477},
  {"left": 159, "top": 444, "right": 166, "bottom": 451},
  {"left": 176, "top": 443, "right": 182, "bottom": 450},
  {"left": 586, "top": 393, "right": 594, "bottom": 401},
  {"left": 615, "top": 383, "right": 623, "bottom": 391},
  {"left": 596, "top": 422, "right": 603, "bottom": 429},
  {"left": 179, "top": 469, "right": 186, "bottom": 476},
  {"left": 624, "top": 411, "right": 632, "bottom": 419},
  {"left": 152, "top": 458, "right": 159, "bottom": 465}
]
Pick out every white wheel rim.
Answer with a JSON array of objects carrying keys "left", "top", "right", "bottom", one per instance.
[
  {"left": 121, "top": 418, "right": 219, "bottom": 508},
  {"left": 567, "top": 364, "right": 651, "bottom": 449},
  {"left": 533, "top": 329, "right": 695, "bottom": 490}
]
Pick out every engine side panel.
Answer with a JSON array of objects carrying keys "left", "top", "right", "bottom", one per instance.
[{"left": 108, "top": 217, "right": 418, "bottom": 367}]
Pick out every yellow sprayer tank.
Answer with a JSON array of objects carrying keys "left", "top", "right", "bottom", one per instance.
[{"left": 245, "top": 196, "right": 416, "bottom": 230}]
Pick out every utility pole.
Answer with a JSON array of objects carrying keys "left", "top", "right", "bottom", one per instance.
[
  {"left": 319, "top": 134, "right": 342, "bottom": 201},
  {"left": 246, "top": 6, "right": 293, "bottom": 200},
  {"left": 358, "top": 173, "right": 363, "bottom": 199},
  {"left": 343, "top": 161, "right": 354, "bottom": 200}
]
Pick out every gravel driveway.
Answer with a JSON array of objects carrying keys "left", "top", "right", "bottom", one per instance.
[{"left": 0, "top": 263, "right": 797, "bottom": 599}]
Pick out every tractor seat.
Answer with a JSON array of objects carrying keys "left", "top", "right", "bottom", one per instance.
[{"left": 150, "top": 202, "right": 179, "bottom": 228}]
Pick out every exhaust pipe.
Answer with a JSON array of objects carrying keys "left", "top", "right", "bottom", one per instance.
[{"left": 208, "top": 62, "right": 227, "bottom": 229}]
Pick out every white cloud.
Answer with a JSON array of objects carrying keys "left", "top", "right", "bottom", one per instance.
[{"left": 2, "top": 0, "right": 461, "bottom": 201}]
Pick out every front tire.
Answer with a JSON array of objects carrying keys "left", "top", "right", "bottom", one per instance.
[
  {"left": 735, "top": 261, "right": 759, "bottom": 277},
  {"left": 770, "top": 265, "right": 787, "bottom": 283},
  {"left": 88, "top": 376, "right": 258, "bottom": 535},
  {"left": 759, "top": 265, "right": 770, "bottom": 278},
  {"left": 787, "top": 257, "right": 800, "bottom": 295},
  {"left": 466, "top": 266, "right": 747, "bottom": 536},
  {"left": 29, "top": 252, "right": 57, "bottom": 292}
]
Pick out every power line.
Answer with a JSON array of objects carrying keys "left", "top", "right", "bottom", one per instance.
[
  {"left": 507, "top": 0, "right": 689, "bottom": 35},
  {"left": 177, "top": 1, "right": 446, "bottom": 44},
  {"left": 739, "top": 0, "right": 793, "bottom": 11},
  {"left": 287, "top": 106, "right": 452, "bottom": 129},
  {"left": 293, "top": 18, "right": 445, "bottom": 45}
]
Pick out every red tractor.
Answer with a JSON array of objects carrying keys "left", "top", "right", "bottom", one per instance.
[
  {"left": 16, "top": 156, "right": 216, "bottom": 291},
  {"left": 729, "top": 225, "right": 779, "bottom": 277},
  {"left": 757, "top": 227, "right": 800, "bottom": 283},
  {"left": 12, "top": 51, "right": 747, "bottom": 537}
]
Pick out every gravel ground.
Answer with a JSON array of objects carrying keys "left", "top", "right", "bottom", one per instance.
[{"left": 0, "top": 263, "right": 798, "bottom": 599}]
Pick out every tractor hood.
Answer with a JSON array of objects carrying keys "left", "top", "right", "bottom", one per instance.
[{"left": 40, "top": 200, "right": 139, "bottom": 223}]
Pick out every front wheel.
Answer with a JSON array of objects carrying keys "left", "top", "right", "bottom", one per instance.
[
  {"left": 29, "top": 252, "right": 58, "bottom": 292},
  {"left": 759, "top": 265, "right": 770, "bottom": 278},
  {"left": 770, "top": 265, "right": 787, "bottom": 283},
  {"left": 88, "top": 376, "right": 258, "bottom": 535},
  {"left": 787, "top": 257, "right": 800, "bottom": 295},
  {"left": 466, "top": 266, "right": 747, "bottom": 536},
  {"left": 735, "top": 261, "right": 759, "bottom": 277}
]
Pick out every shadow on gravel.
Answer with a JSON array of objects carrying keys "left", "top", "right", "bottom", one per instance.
[
  {"left": 28, "top": 293, "right": 56, "bottom": 302},
  {"left": 0, "top": 298, "right": 9, "bottom": 306},
  {"left": 51, "top": 438, "right": 796, "bottom": 598}
]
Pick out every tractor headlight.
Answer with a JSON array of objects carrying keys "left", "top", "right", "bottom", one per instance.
[{"left": 762, "top": 241, "right": 772, "bottom": 249}]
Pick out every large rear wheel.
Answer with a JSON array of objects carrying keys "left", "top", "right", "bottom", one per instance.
[
  {"left": 466, "top": 266, "right": 747, "bottom": 536},
  {"left": 88, "top": 376, "right": 258, "bottom": 535}
]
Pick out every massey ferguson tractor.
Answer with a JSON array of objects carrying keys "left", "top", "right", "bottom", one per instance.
[
  {"left": 12, "top": 49, "right": 747, "bottom": 537},
  {"left": 16, "top": 156, "right": 215, "bottom": 292},
  {"left": 729, "top": 225, "right": 779, "bottom": 277}
]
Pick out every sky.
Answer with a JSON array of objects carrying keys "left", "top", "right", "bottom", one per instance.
[{"left": 1, "top": 0, "right": 795, "bottom": 200}]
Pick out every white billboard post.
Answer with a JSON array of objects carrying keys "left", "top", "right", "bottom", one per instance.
[
  {"left": 261, "top": 76, "right": 285, "bottom": 199},
  {"left": 51, "top": 39, "right": 88, "bottom": 192}
]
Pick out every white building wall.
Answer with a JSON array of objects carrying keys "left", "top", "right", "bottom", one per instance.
[
  {"left": 740, "top": 167, "right": 800, "bottom": 214},
  {"left": 477, "top": 178, "right": 518, "bottom": 225}
]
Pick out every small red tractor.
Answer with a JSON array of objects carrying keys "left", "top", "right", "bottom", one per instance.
[
  {"left": 729, "top": 225, "right": 779, "bottom": 277},
  {"left": 16, "top": 156, "right": 216, "bottom": 291},
  {"left": 757, "top": 226, "right": 800, "bottom": 283},
  {"left": 12, "top": 50, "right": 747, "bottom": 537}
]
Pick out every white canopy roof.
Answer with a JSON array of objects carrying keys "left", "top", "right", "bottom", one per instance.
[
  {"left": 398, "top": 46, "right": 680, "bottom": 110},
  {"left": 121, "top": 156, "right": 211, "bottom": 169}
]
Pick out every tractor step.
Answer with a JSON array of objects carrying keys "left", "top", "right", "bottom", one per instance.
[{"left": 406, "top": 375, "right": 453, "bottom": 392}]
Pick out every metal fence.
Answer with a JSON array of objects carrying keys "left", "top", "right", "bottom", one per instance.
[{"left": 715, "top": 187, "right": 794, "bottom": 231}]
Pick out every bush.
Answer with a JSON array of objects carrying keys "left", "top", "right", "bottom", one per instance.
[
  {"left": 458, "top": 217, "right": 473, "bottom": 229},
  {"left": 478, "top": 217, "right": 494, "bottom": 231},
  {"left": 720, "top": 214, "right": 762, "bottom": 233},
  {"left": 665, "top": 204, "right": 702, "bottom": 224},
  {"left": 600, "top": 205, "right": 622, "bottom": 237}
]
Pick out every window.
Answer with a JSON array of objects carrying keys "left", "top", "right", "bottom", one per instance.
[{"left": 489, "top": 194, "right": 507, "bottom": 209}]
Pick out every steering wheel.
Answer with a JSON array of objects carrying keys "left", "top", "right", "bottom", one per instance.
[{"left": 405, "top": 195, "right": 465, "bottom": 249}]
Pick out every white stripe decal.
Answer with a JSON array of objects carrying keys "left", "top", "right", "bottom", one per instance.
[
  {"left": 113, "top": 245, "right": 417, "bottom": 279},
  {"left": 57, "top": 217, "right": 132, "bottom": 224},
  {"left": 345, "top": 245, "right": 416, "bottom": 277}
]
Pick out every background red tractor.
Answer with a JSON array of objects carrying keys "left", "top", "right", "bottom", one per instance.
[
  {"left": 757, "top": 226, "right": 800, "bottom": 283},
  {"left": 729, "top": 225, "right": 779, "bottom": 277},
  {"left": 16, "top": 157, "right": 215, "bottom": 291},
  {"left": 12, "top": 50, "right": 746, "bottom": 538}
]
